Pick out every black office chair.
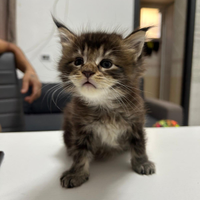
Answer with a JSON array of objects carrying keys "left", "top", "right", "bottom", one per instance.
[{"left": 0, "top": 52, "right": 24, "bottom": 132}]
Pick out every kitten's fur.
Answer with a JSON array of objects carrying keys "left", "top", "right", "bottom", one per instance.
[{"left": 53, "top": 18, "right": 155, "bottom": 188}]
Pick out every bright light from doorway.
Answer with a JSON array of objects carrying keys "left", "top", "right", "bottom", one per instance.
[{"left": 140, "top": 8, "right": 162, "bottom": 39}]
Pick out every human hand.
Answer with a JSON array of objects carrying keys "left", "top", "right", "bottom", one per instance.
[
  {"left": 0, "top": 39, "right": 42, "bottom": 103},
  {"left": 21, "top": 69, "right": 42, "bottom": 104}
]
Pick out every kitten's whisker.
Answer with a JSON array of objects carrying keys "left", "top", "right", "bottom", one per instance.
[
  {"left": 31, "top": 82, "right": 60, "bottom": 97},
  {"left": 111, "top": 89, "right": 129, "bottom": 113},
  {"left": 99, "top": 78, "right": 132, "bottom": 112},
  {"left": 51, "top": 88, "right": 63, "bottom": 111},
  {"left": 122, "top": 95, "right": 142, "bottom": 113},
  {"left": 116, "top": 83, "right": 142, "bottom": 106},
  {"left": 102, "top": 79, "right": 142, "bottom": 112},
  {"left": 101, "top": 81, "right": 129, "bottom": 113},
  {"left": 102, "top": 87, "right": 127, "bottom": 113},
  {"left": 56, "top": 88, "right": 67, "bottom": 105},
  {"left": 42, "top": 84, "right": 63, "bottom": 110},
  {"left": 58, "top": 87, "right": 74, "bottom": 104},
  {"left": 42, "top": 83, "right": 62, "bottom": 104},
  {"left": 50, "top": 82, "right": 72, "bottom": 110},
  {"left": 50, "top": 84, "right": 73, "bottom": 112},
  {"left": 102, "top": 78, "right": 141, "bottom": 92},
  {"left": 118, "top": 80, "right": 152, "bottom": 95},
  {"left": 49, "top": 85, "right": 64, "bottom": 111},
  {"left": 102, "top": 77, "right": 143, "bottom": 107}
]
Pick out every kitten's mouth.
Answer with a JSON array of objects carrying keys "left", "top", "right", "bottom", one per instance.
[{"left": 82, "top": 81, "right": 96, "bottom": 88}]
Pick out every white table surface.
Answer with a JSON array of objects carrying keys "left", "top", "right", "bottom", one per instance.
[{"left": 0, "top": 127, "right": 200, "bottom": 200}]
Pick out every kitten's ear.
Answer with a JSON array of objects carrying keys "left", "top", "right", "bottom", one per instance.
[
  {"left": 124, "top": 27, "right": 150, "bottom": 59},
  {"left": 52, "top": 16, "right": 76, "bottom": 46}
]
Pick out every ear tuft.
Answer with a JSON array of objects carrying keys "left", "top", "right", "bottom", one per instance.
[
  {"left": 52, "top": 15, "right": 76, "bottom": 46},
  {"left": 124, "top": 27, "right": 151, "bottom": 59},
  {"left": 52, "top": 15, "right": 67, "bottom": 29}
]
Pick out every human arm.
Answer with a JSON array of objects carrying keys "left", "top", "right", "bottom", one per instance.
[{"left": 0, "top": 39, "right": 41, "bottom": 103}]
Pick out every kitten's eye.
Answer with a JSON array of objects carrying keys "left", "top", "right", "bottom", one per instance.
[
  {"left": 74, "top": 57, "right": 84, "bottom": 66},
  {"left": 100, "top": 59, "right": 112, "bottom": 69}
]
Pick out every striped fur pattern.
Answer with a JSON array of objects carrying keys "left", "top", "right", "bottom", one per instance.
[{"left": 53, "top": 18, "right": 155, "bottom": 188}]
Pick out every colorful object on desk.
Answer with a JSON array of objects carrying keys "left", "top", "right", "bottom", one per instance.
[{"left": 153, "top": 120, "right": 179, "bottom": 127}]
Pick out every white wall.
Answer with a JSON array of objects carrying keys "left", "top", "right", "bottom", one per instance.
[{"left": 16, "top": 0, "right": 134, "bottom": 83}]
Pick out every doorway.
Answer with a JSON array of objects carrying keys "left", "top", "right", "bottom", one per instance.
[{"left": 140, "top": 0, "right": 187, "bottom": 105}]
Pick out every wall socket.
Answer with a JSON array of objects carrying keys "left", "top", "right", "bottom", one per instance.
[{"left": 41, "top": 54, "right": 51, "bottom": 61}]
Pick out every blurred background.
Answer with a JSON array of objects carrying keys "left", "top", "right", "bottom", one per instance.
[{"left": 0, "top": 0, "right": 199, "bottom": 132}]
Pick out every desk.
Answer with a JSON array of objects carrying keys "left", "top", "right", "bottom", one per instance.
[{"left": 0, "top": 127, "right": 200, "bottom": 200}]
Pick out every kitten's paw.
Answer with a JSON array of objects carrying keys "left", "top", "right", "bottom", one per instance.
[
  {"left": 60, "top": 171, "right": 89, "bottom": 188},
  {"left": 132, "top": 161, "right": 155, "bottom": 175}
]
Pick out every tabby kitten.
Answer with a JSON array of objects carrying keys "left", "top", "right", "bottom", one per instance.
[{"left": 53, "top": 18, "right": 155, "bottom": 188}]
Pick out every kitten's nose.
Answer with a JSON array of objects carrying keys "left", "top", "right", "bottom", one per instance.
[{"left": 82, "top": 71, "right": 95, "bottom": 78}]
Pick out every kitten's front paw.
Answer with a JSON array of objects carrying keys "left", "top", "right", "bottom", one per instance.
[
  {"left": 60, "top": 170, "right": 89, "bottom": 188},
  {"left": 132, "top": 160, "right": 155, "bottom": 175}
]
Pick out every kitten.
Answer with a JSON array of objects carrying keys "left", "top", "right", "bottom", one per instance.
[{"left": 53, "top": 18, "right": 155, "bottom": 188}]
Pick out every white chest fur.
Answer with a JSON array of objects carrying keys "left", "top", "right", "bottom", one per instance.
[{"left": 90, "top": 117, "right": 130, "bottom": 148}]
